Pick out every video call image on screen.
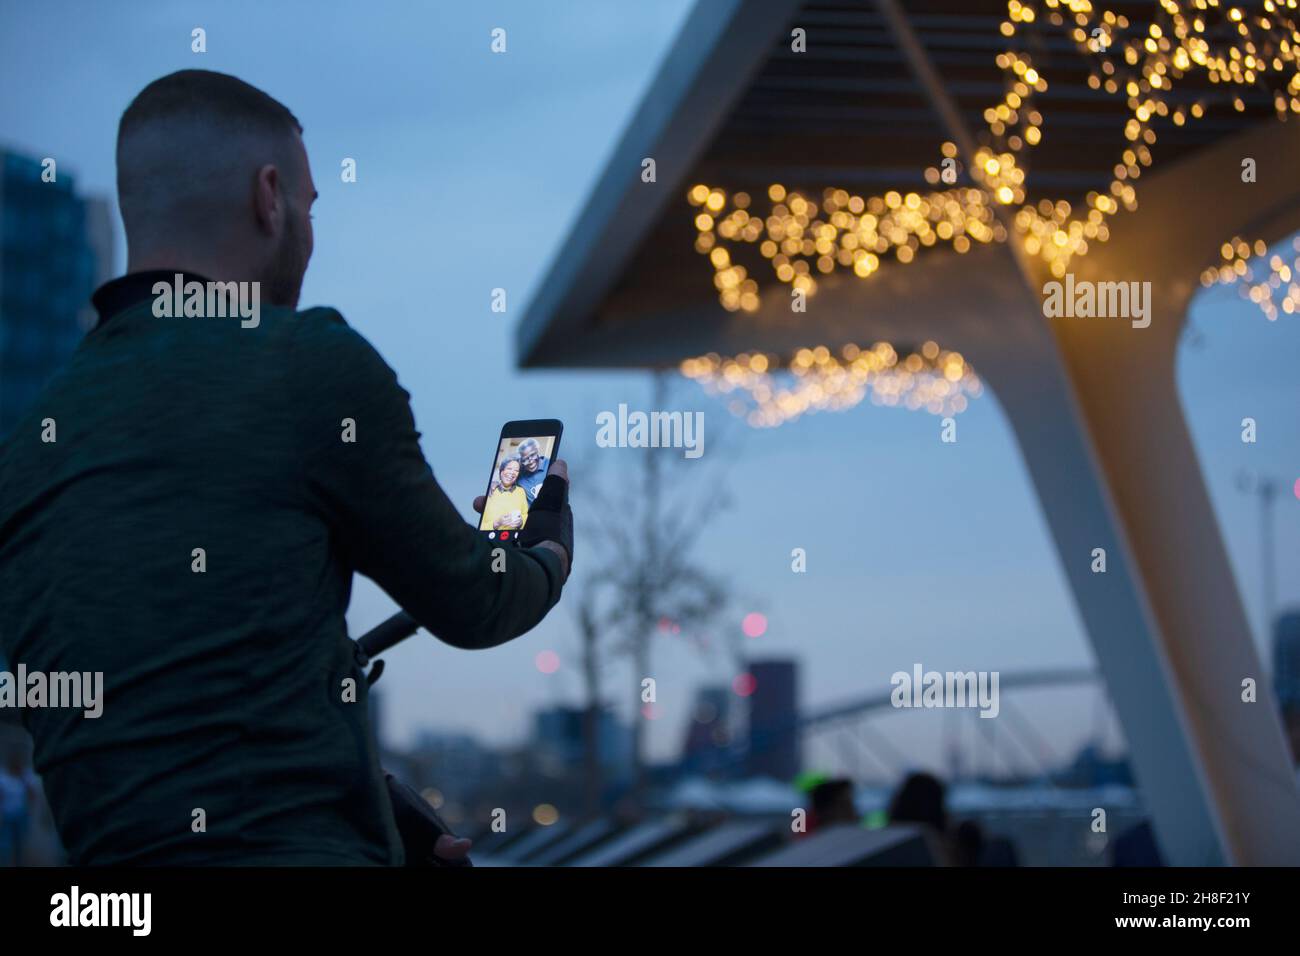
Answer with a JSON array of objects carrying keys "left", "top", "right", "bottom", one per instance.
[{"left": 479, "top": 435, "right": 556, "bottom": 536}]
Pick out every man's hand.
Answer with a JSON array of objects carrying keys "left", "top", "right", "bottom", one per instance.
[
  {"left": 534, "top": 540, "right": 570, "bottom": 581},
  {"left": 474, "top": 459, "right": 571, "bottom": 581}
]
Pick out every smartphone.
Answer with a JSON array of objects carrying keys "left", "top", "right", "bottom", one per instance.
[{"left": 478, "top": 419, "right": 563, "bottom": 543}]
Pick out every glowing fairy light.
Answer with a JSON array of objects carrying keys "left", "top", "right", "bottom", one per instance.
[
  {"left": 681, "top": 341, "right": 982, "bottom": 427},
  {"left": 1201, "top": 235, "right": 1300, "bottom": 321},
  {"left": 683, "top": 2, "right": 1300, "bottom": 425}
]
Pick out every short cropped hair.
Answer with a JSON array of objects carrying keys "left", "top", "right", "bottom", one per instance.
[
  {"left": 120, "top": 69, "right": 301, "bottom": 143},
  {"left": 117, "top": 70, "right": 303, "bottom": 243}
]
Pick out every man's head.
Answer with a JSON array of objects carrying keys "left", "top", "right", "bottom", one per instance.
[
  {"left": 810, "top": 778, "right": 858, "bottom": 827},
  {"left": 888, "top": 771, "right": 947, "bottom": 832},
  {"left": 116, "top": 70, "right": 316, "bottom": 308},
  {"left": 518, "top": 439, "right": 542, "bottom": 473}
]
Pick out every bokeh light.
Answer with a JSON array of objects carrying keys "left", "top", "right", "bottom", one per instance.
[
  {"left": 682, "top": 342, "right": 981, "bottom": 426},
  {"left": 742, "top": 612, "right": 768, "bottom": 638},
  {"left": 1202, "top": 235, "right": 1300, "bottom": 321},
  {"left": 683, "top": 2, "right": 1300, "bottom": 427},
  {"left": 532, "top": 803, "right": 559, "bottom": 826},
  {"left": 535, "top": 650, "right": 560, "bottom": 674},
  {"left": 732, "top": 673, "right": 757, "bottom": 697}
]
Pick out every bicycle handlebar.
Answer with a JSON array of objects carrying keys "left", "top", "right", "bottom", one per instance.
[{"left": 355, "top": 611, "right": 420, "bottom": 660}]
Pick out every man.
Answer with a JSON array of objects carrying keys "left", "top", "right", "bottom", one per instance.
[
  {"left": 515, "top": 438, "right": 550, "bottom": 504},
  {"left": 808, "top": 777, "right": 860, "bottom": 831},
  {"left": 0, "top": 70, "right": 573, "bottom": 865}
]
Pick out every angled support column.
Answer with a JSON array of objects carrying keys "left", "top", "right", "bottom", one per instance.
[
  {"left": 966, "top": 332, "right": 1236, "bottom": 864},
  {"left": 1027, "top": 333, "right": 1300, "bottom": 864},
  {"left": 1023, "top": 119, "right": 1300, "bottom": 865}
]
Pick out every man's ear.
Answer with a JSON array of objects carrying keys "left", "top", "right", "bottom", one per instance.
[{"left": 252, "top": 164, "right": 282, "bottom": 237}]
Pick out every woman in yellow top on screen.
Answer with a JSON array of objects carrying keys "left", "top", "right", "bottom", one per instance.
[{"left": 481, "top": 457, "right": 529, "bottom": 531}]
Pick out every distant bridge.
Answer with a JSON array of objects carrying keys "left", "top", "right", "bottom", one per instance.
[{"left": 687, "top": 668, "right": 1112, "bottom": 785}]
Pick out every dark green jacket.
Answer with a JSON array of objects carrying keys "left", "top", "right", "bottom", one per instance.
[{"left": 0, "top": 274, "right": 565, "bottom": 865}]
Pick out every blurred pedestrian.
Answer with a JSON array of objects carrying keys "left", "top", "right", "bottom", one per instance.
[{"left": 0, "top": 751, "right": 33, "bottom": 866}]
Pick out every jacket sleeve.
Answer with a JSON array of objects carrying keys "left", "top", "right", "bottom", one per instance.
[{"left": 293, "top": 309, "right": 564, "bottom": 648}]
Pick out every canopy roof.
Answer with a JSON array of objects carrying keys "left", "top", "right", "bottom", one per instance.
[{"left": 517, "top": 0, "right": 1283, "bottom": 369}]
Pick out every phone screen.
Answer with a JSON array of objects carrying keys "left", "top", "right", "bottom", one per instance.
[{"left": 478, "top": 431, "right": 559, "bottom": 540}]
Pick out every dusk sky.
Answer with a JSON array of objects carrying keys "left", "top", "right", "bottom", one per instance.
[{"left": 3, "top": 0, "right": 1297, "bottom": 770}]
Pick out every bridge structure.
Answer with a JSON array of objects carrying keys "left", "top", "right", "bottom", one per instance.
[{"left": 685, "top": 667, "right": 1113, "bottom": 786}]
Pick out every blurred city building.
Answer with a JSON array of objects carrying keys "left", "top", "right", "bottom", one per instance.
[
  {"left": 1273, "top": 609, "right": 1300, "bottom": 763},
  {"left": 0, "top": 147, "right": 114, "bottom": 439},
  {"left": 745, "top": 659, "right": 799, "bottom": 781},
  {"left": 534, "top": 704, "right": 633, "bottom": 783},
  {"left": 681, "top": 684, "right": 735, "bottom": 776}
]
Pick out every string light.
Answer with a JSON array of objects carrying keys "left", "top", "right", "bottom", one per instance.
[
  {"left": 683, "top": 1, "right": 1300, "bottom": 425},
  {"left": 680, "top": 342, "right": 982, "bottom": 428},
  {"left": 1201, "top": 235, "right": 1300, "bottom": 320}
]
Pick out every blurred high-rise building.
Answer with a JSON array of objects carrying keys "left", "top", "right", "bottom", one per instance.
[
  {"left": 745, "top": 659, "right": 800, "bottom": 782},
  {"left": 0, "top": 148, "right": 114, "bottom": 439},
  {"left": 534, "top": 704, "right": 632, "bottom": 781},
  {"left": 1273, "top": 610, "right": 1300, "bottom": 764},
  {"left": 1274, "top": 610, "right": 1300, "bottom": 713},
  {"left": 681, "top": 684, "right": 734, "bottom": 775}
]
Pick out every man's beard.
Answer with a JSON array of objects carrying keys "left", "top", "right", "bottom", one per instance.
[{"left": 261, "top": 210, "right": 308, "bottom": 308}]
